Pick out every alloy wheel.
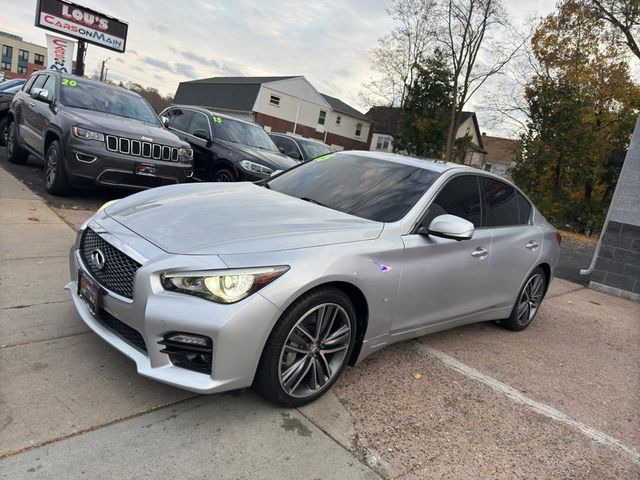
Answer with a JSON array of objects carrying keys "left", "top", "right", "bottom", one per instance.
[
  {"left": 46, "top": 147, "right": 57, "bottom": 187},
  {"left": 278, "top": 303, "right": 352, "bottom": 399},
  {"left": 516, "top": 273, "right": 545, "bottom": 326},
  {"left": 215, "top": 171, "right": 233, "bottom": 182}
]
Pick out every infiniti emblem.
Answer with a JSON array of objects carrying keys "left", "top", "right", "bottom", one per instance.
[{"left": 90, "top": 248, "right": 106, "bottom": 270}]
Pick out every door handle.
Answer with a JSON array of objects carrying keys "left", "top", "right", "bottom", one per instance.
[
  {"left": 526, "top": 241, "right": 539, "bottom": 250},
  {"left": 471, "top": 247, "right": 488, "bottom": 259},
  {"left": 29, "top": 102, "right": 36, "bottom": 107}
]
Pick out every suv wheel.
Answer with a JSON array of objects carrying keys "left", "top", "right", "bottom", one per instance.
[
  {"left": 0, "top": 116, "right": 7, "bottom": 147},
  {"left": 501, "top": 267, "right": 547, "bottom": 331},
  {"left": 255, "top": 287, "right": 356, "bottom": 407},
  {"left": 6, "top": 121, "right": 28, "bottom": 164},
  {"left": 213, "top": 168, "right": 235, "bottom": 182},
  {"left": 44, "top": 140, "right": 71, "bottom": 195}
]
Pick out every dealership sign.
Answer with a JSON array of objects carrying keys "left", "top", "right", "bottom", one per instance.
[
  {"left": 35, "top": 0, "right": 128, "bottom": 53},
  {"left": 45, "top": 34, "right": 75, "bottom": 73}
]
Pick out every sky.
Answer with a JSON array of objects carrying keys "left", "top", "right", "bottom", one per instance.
[{"left": 1, "top": 0, "right": 557, "bottom": 136}]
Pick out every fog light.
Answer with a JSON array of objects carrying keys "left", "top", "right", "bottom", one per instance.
[{"left": 167, "top": 333, "right": 209, "bottom": 347}]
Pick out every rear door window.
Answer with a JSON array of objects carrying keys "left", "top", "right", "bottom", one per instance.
[
  {"left": 516, "top": 192, "right": 532, "bottom": 225},
  {"left": 169, "top": 109, "right": 195, "bottom": 132},
  {"left": 482, "top": 178, "right": 520, "bottom": 227},
  {"left": 422, "top": 175, "right": 482, "bottom": 228}
]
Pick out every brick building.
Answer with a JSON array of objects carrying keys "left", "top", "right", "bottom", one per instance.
[
  {"left": 0, "top": 31, "right": 46, "bottom": 80},
  {"left": 173, "top": 76, "right": 372, "bottom": 151}
]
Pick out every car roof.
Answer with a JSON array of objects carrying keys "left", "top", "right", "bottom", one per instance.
[
  {"left": 341, "top": 150, "right": 469, "bottom": 174},
  {"left": 269, "top": 132, "right": 327, "bottom": 145},
  {"left": 168, "top": 104, "right": 259, "bottom": 127}
]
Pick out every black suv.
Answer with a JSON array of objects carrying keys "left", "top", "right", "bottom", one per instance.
[
  {"left": 6, "top": 71, "right": 193, "bottom": 195},
  {"left": 160, "top": 105, "right": 298, "bottom": 182}
]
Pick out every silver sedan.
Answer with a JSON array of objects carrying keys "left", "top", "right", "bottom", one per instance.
[{"left": 67, "top": 151, "right": 560, "bottom": 406}]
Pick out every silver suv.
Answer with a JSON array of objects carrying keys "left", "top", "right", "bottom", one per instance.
[{"left": 68, "top": 151, "right": 560, "bottom": 406}]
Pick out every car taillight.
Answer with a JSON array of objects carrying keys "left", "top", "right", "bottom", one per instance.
[{"left": 555, "top": 232, "right": 562, "bottom": 245}]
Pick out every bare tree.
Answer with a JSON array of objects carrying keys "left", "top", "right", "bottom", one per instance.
[
  {"left": 361, "top": 0, "right": 438, "bottom": 107},
  {"left": 440, "top": 0, "right": 523, "bottom": 161},
  {"left": 588, "top": 0, "right": 640, "bottom": 60}
]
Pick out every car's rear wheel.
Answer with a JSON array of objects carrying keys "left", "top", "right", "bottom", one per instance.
[
  {"left": 255, "top": 287, "right": 356, "bottom": 407},
  {"left": 6, "top": 121, "right": 28, "bottom": 164},
  {"left": 501, "top": 267, "right": 547, "bottom": 331},
  {"left": 213, "top": 168, "right": 235, "bottom": 182},
  {"left": 44, "top": 140, "right": 71, "bottom": 195},
  {"left": 0, "top": 116, "right": 8, "bottom": 147}
]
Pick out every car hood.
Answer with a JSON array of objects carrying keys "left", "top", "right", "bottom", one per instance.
[
  {"left": 64, "top": 107, "right": 187, "bottom": 147},
  {"left": 217, "top": 139, "right": 299, "bottom": 170},
  {"left": 105, "top": 182, "right": 383, "bottom": 255}
]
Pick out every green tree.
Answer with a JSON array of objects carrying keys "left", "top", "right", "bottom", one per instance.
[
  {"left": 512, "top": 0, "right": 640, "bottom": 234},
  {"left": 394, "top": 53, "right": 453, "bottom": 157}
]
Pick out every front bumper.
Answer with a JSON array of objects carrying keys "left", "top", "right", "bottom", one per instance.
[
  {"left": 67, "top": 221, "right": 283, "bottom": 394},
  {"left": 64, "top": 137, "right": 193, "bottom": 189}
]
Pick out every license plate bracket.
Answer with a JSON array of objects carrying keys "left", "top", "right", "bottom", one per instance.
[
  {"left": 134, "top": 162, "right": 157, "bottom": 177},
  {"left": 78, "top": 271, "right": 101, "bottom": 314}
]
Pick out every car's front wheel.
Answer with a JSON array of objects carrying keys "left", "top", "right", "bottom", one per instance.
[
  {"left": 0, "top": 116, "right": 8, "bottom": 147},
  {"left": 501, "top": 267, "right": 547, "bottom": 331},
  {"left": 44, "top": 140, "right": 71, "bottom": 195},
  {"left": 255, "top": 287, "right": 356, "bottom": 407},
  {"left": 212, "top": 168, "right": 235, "bottom": 182}
]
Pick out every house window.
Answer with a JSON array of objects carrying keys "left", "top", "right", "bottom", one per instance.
[
  {"left": 355, "top": 122, "right": 363, "bottom": 137},
  {"left": 34, "top": 53, "right": 44, "bottom": 66},
  {"left": 336, "top": 115, "right": 341, "bottom": 125},
  {"left": 1, "top": 61, "right": 10, "bottom": 71},
  {"left": 382, "top": 138, "right": 389, "bottom": 150},
  {"left": 318, "top": 110, "right": 326, "bottom": 125},
  {"left": 269, "top": 95, "right": 280, "bottom": 106},
  {"left": 2, "top": 45, "right": 13, "bottom": 60},
  {"left": 18, "top": 49, "right": 29, "bottom": 62},
  {"left": 17, "top": 65, "right": 27, "bottom": 75}
]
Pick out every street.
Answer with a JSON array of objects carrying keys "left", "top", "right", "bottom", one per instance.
[{"left": 1, "top": 155, "right": 638, "bottom": 479}]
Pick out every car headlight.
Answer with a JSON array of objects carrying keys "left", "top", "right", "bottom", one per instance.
[
  {"left": 72, "top": 126, "right": 105, "bottom": 142},
  {"left": 162, "top": 266, "right": 289, "bottom": 304},
  {"left": 239, "top": 160, "right": 273, "bottom": 175},
  {"left": 178, "top": 147, "right": 193, "bottom": 163}
]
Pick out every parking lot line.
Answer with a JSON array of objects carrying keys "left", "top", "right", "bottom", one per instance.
[{"left": 417, "top": 342, "right": 640, "bottom": 465}]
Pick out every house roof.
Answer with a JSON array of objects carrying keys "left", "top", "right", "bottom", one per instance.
[
  {"left": 365, "top": 106, "right": 400, "bottom": 135},
  {"left": 184, "top": 76, "right": 298, "bottom": 85},
  {"left": 320, "top": 93, "right": 369, "bottom": 121},
  {"left": 482, "top": 135, "right": 520, "bottom": 165}
]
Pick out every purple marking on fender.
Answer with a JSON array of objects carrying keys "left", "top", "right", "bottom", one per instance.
[{"left": 368, "top": 259, "right": 392, "bottom": 272}]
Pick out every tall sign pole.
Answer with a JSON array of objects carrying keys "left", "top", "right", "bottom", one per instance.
[{"left": 74, "top": 40, "right": 86, "bottom": 76}]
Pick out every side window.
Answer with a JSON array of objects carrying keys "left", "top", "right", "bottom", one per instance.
[
  {"left": 482, "top": 178, "right": 520, "bottom": 227},
  {"left": 22, "top": 76, "right": 37, "bottom": 93},
  {"left": 422, "top": 175, "right": 482, "bottom": 228},
  {"left": 516, "top": 192, "right": 532, "bottom": 225},
  {"left": 168, "top": 109, "right": 195, "bottom": 132},
  {"left": 274, "top": 136, "right": 301, "bottom": 158},
  {"left": 188, "top": 112, "right": 210, "bottom": 137},
  {"left": 31, "top": 74, "right": 47, "bottom": 92},
  {"left": 41, "top": 75, "right": 56, "bottom": 100}
]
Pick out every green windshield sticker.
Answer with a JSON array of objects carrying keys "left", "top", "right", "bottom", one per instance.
[
  {"left": 314, "top": 153, "right": 335, "bottom": 162},
  {"left": 212, "top": 116, "right": 223, "bottom": 123},
  {"left": 61, "top": 79, "right": 78, "bottom": 87}
]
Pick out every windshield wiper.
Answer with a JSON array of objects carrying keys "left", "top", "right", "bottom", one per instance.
[{"left": 300, "top": 197, "right": 328, "bottom": 208}]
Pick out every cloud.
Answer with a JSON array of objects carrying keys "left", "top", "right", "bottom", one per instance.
[
  {"left": 143, "top": 57, "right": 173, "bottom": 70},
  {"left": 173, "top": 62, "right": 198, "bottom": 79}
]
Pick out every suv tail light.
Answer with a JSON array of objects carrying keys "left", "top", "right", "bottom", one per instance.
[{"left": 555, "top": 232, "right": 562, "bottom": 245}]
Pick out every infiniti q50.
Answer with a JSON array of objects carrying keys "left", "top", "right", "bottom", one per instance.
[{"left": 68, "top": 151, "right": 560, "bottom": 406}]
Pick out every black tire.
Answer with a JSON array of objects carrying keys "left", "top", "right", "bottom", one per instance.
[
  {"left": 44, "top": 140, "right": 72, "bottom": 195},
  {"left": 212, "top": 167, "right": 235, "bottom": 182},
  {"left": 255, "top": 287, "right": 357, "bottom": 407},
  {"left": 6, "top": 120, "right": 28, "bottom": 164},
  {"left": 0, "top": 116, "right": 7, "bottom": 147},
  {"left": 501, "top": 267, "right": 547, "bottom": 331}
]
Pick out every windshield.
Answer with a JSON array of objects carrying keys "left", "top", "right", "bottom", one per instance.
[
  {"left": 212, "top": 117, "right": 278, "bottom": 151},
  {"left": 298, "top": 140, "right": 334, "bottom": 160},
  {"left": 59, "top": 77, "right": 160, "bottom": 125},
  {"left": 266, "top": 153, "right": 441, "bottom": 222}
]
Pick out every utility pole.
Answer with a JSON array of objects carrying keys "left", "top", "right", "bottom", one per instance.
[{"left": 99, "top": 57, "right": 111, "bottom": 82}]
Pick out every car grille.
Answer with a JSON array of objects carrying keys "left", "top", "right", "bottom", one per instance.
[
  {"left": 105, "top": 135, "right": 180, "bottom": 162},
  {"left": 97, "top": 310, "right": 147, "bottom": 353},
  {"left": 80, "top": 228, "right": 142, "bottom": 299}
]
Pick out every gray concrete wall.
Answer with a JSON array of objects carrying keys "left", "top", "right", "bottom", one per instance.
[{"left": 589, "top": 117, "right": 640, "bottom": 302}]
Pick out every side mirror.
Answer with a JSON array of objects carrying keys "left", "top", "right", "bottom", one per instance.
[
  {"left": 31, "top": 88, "right": 51, "bottom": 103},
  {"left": 193, "top": 129, "right": 210, "bottom": 141},
  {"left": 421, "top": 214, "right": 474, "bottom": 241},
  {"left": 270, "top": 169, "right": 283, "bottom": 177},
  {"left": 161, "top": 116, "right": 169, "bottom": 127}
]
